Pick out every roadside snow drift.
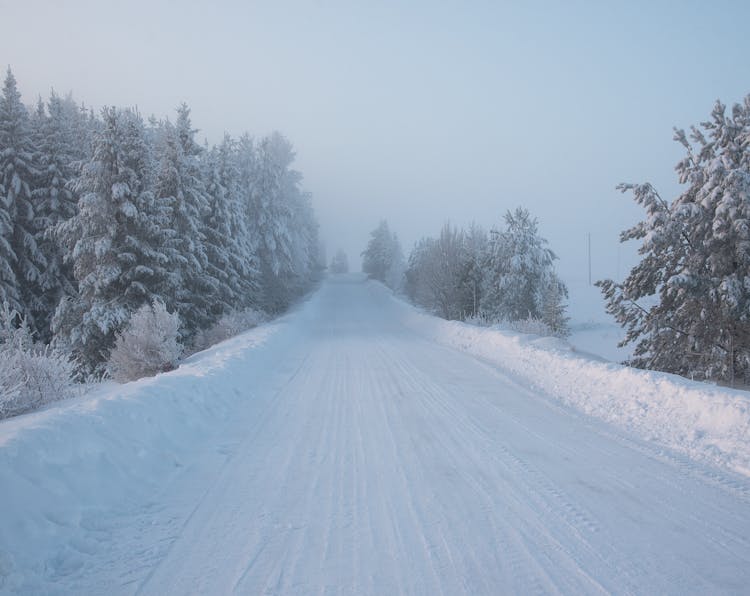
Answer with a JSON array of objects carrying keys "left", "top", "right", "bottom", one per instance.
[{"left": 0, "top": 315, "right": 292, "bottom": 593}]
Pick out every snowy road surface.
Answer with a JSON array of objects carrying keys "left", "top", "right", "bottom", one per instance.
[{"left": 6, "top": 275, "right": 750, "bottom": 594}]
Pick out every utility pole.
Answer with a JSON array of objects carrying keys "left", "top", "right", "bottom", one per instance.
[{"left": 587, "top": 233, "right": 592, "bottom": 286}]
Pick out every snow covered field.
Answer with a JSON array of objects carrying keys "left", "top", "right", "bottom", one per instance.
[
  {"left": 564, "top": 279, "right": 633, "bottom": 364},
  {"left": 2, "top": 274, "right": 750, "bottom": 594}
]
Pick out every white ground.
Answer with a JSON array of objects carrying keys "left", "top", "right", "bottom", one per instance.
[
  {"left": 2, "top": 274, "right": 750, "bottom": 594},
  {"left": 565, "top": 280, "right": 633, "bottom": 364}
]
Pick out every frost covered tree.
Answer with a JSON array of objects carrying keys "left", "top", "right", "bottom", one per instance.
[
  {"left": 289, "top": 189, "right": 320, "bottom": 290},
  {"left": 249, "top": 132, "right": 309, "bottom": 312},
  {"left": 404, "top": 224, "right": 467, "bottom": 319},
  {"left": 0, "top": 69, "right": 320, "bottom": 376},
  {"left": 201, "top": 134, "right": 258, "bottom": 315},
  {"left": 154, "top": 112, "right": 215, "bottom": 332},
  {"left": 458, "top": 223, "right": 488, "bottom": 318},
  {"left": 0, "top": 68, "right": 44, "bottom": 323},
  {"left": 362, "top": 220, "right": 404, "bottom": 290},
  {"left": 252, "top": 132, "right": 295, "bottom": 311},
  {"left": 482, "top": 207, "right": 563, "bottom": 323},
  {"left": 107, "top": 300, "right": 182, "bottom": 382},
  {"left": 54, "top": 107, "right": 171, "bottom": 372},
  {"left": 541, "top": 278, "right": 570, "bottom": 337},
  {"left": 330, "top": 249, "right": 349, "bottom": 273},
  {"left": 405, "top": 223, "right": 488, "bottom": 320},
  {"left": 0, "top": 301, "right": 75, "bottom": 419},
  {"left": 29, "top": 91, "right": 79, "bottom": 340},
  {"left": 598, "top": 94, "right": 750, "bottom": 383},
  {"left": 385, "top": 232, "right": 405, "bottom": 291}
]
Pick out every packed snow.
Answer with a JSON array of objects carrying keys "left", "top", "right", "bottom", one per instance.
[{"left": 1, "top": 274, "right": 750, "bottom": 594}]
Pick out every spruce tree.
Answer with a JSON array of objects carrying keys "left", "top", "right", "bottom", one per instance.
[
  {"left": 29, "top": 91, "right": 78, "bottom": 340},
  {"left": 201, "top": 135, "right": 259, "bottom": 315},
  {"left": 362, "top": 220, "right": 395, "bottom": 283},
  {"left": 54, "top": 107, "right": 170, "bottom": 371},
  {"left": 0, "top": 68, "right": 44, "bottom": 324},
  {"left": 250, "top": 132, "right": 298, "bottom": 312},
  {"left": 154, "top": 115, "right": 215, "bottom": 333}
]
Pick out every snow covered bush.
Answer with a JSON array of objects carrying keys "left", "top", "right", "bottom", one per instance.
[
  {"left": 107, "top": 301, "right": 183, "bottom": 383},
  {"left": 0, "top": 303, "right": 75, "bottom": 419},
  {"left": 191, "top": 308, "right": 268, "bottom": 353}
]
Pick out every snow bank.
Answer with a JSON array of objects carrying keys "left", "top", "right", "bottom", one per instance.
[
  {"left": 387, "top": 285, "right": 750, "bottom": 477},
  {"left": 0, "top": 318, "right": 287, "bottom": 593}
]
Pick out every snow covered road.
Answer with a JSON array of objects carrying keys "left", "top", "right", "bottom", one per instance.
[{"left": 5, "top": 275, "right": 750, "bottom": 594}]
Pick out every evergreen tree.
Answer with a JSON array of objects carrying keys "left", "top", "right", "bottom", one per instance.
[
  {"left": 250, "top": 132, "right": 299, "bottom": 312},
  {"left": 54, "top": 107, "right": 170, "bottom": 371},
  {"left": 29, "top": 91, "right": 79, "bottom": 340},
  {"left": 482, "top": 207, "right": 561, "bottom": 322},
  {"left": 201, "top": 134, "right": 258, "bottom": 314},
  {"left": 362, "top": 220, "right": 396, "bottom": 284},
  {"left": 598, "top": 95, "right": 750, "bottom": 382},
  {"left": 0, "top": 68, "right": 44, "bottom": 324},
  {"left": 541, "top": 278, "right": 570, "bottom": 337},
  {"left": 154, "top": 114, "right": 215, "bottom": 333}
]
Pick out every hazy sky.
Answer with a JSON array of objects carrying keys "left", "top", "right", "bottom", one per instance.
[{"left": 2, "top": 0, "right": 750, "bottom": 284}]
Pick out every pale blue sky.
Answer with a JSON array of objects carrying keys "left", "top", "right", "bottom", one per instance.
[{"left": 2, "top": 0, "right": 749, "bottom": 282}]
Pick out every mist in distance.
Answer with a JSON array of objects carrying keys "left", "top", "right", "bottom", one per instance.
[{"left": 3, "top": 0, "right": 749, "bottom": 282}]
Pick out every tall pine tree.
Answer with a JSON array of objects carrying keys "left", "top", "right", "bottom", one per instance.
[
  {"left": 0, "top": 68, "right": 44, "bottom": 325},
  {"left": 54, "top": 107, "right": 170, "bottom": 371},
  {"left": 29, "top": 91, "right": 79, "bottom": 340},
  {"left": 154, "top": 110, "right": 215, "bottom": 333}
]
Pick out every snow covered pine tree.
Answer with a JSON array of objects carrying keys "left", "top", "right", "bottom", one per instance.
[
  {"left": 482, "top": 207, "right": 566, "bottom": 327},
  {"left": 54, "top": 107, "right": 171, "bottom": 372},
  {"left": 361, "top": 220, "right": 404, "bottom": 290},
  {"left": 598, "top": 95, "right": 750, "bottom": 384},
  {"left": 0, "top": 68, "right": 45, "bottom": 327}
]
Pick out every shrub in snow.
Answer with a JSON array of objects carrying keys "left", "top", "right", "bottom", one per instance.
[
  {"left": 191, "top": 308, "right": 268, "bottom": 353},
  {"left": 541, "top": 279, "right": 570, "bottom": 338},
  {"left": 107, "top": 301, "right": 183, "bottom": 383},
  {"left": 506, "top": 316, "right": 554, "bottom": 337},
  {"left": 0, "top": 303, "right": 75, "bottom": 419},
  {"left": 464, "top": 311, "right": 493, "bottom": 327}
]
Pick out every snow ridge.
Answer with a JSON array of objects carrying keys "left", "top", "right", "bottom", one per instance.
[{"left": 0, "top": 318, "right": 286, "bottom": 593}]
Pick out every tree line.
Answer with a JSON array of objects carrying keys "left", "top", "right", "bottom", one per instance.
[{"left": 0, "top": 67, "right": 321, "bottom": 377}]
